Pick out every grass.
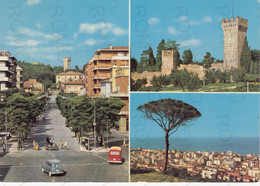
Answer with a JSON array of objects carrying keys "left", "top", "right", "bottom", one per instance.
[{"left": 131, "top": 172, "right": 197, "bottom": 182}]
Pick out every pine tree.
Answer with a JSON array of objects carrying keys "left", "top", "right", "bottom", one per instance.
[
  {"left": 249, "top": 61, "right": 254, "bottom": 74},
  {"left": 182, "top": 49, "right": 193, "bottom": 65},
  {"left": 156, "top": 39, "right": 166, "bottom": 69},
  {"left": 240, "top": 37, "right": 251, "bottom": 72}
]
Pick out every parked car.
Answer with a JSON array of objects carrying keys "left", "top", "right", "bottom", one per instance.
[
  {"left": 42, "top": 159, "right": 64, "bottom": 176},
  {"left": 45, "top": 143, "right": 59, "bottom": 150},
  {"left": 108, "top": 146, "right": 122, "bottom": 164}
]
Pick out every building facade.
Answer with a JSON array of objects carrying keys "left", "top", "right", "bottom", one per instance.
[
  {"left": 222, "top": 17, "right": 248, "bottom": 70},
  {"left": 86, "top": 46, "right": 129, "bottom": 132},
  {"left": 56, "top": 71, "right": 85, "bottom": 95},
  {"left": 16, "top": 65, "right": 23, "bottom": 89},
  {"left": 85, "top": 46, "right": 129, "bottom": 98},
  {"left": 0, "top": 50, "right": 17, "bottom": 91},
  {"left": 23, "top": 79, "right": 44, "bottom": 94}
]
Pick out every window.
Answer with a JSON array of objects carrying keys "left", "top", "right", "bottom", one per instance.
[{"left": 110, "top": 151, "right": 120, "bottom": 155}]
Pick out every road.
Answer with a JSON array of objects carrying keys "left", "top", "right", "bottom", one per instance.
[{"left": 0, "top": 95, "right": 129, "bottom": 182}]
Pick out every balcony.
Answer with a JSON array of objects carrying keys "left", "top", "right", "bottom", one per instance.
[
  {"left": 91, "top": 85, "right": 101, "bottom": 89},
  {"left": 91, "top": 75, "right": 109, "bottom": 80},
  {"left": 91, "top": 66, "right": 111, "bottom": 71},
  {"left": 0, "top": 77, "right": 12, "bottom": 82},
  {"left": 0, "top": 56, "right": 12, "bottom": 64},
  {"left": 110, "top": 92, "right": 129, "bottom": 97},
  {"left": 0, "top": 67, "right": 13, "bottom": 73}
]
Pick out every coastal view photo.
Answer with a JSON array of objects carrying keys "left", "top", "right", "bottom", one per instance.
[
  {"left": 0, "top": 0, "right": 129, "bottom": 182},
  {"left": 130, "top": 93, "right": 259, "bottom": 182},
  {"left": 130, "top": 0, "right": 259, "bottom": 92}
]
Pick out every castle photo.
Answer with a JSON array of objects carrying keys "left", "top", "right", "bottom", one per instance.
[{"left": 131, "top": 0, "right": 259, "bottom": 92}]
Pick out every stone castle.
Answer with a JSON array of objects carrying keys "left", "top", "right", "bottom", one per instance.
[
  {"left": 63, "top": 57, "right": 71, "bottom": 72},
  {"left": 131, "top": 16, "right": 248, "bottom": 86},
  {"left": 222, "top": 17, "right": 248, "bottom": 70}
]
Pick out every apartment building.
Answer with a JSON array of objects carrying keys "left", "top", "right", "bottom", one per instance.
[
  {"left": 86, "top": 45, "right": 129, "bottom": 132},
  {"left": 16, "top": 65, "right": 23, "bottom": 89},
  {"left": 85, "top": 45, "right": 129, "bottom": 98},
  {"left": 0, "top": 50, "right": 17, "bottom": 91}
]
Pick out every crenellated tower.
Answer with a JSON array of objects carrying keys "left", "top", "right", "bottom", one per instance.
[
  {"left": 63, "top": 57, "right": 71, "bottom": 72},
  {"left": 222, "top": 17, "right": 248, "bottom": 70}
]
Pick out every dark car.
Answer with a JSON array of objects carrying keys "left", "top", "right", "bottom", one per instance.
[
  {"left": 45, "top": 143, "right": 59, "bottom": 150},
  {"left": 42, "top": 159, "right": 64, "bottom": 176}
]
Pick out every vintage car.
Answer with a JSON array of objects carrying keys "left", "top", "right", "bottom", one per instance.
[
  {"left": 42, "top": 159, "right": 64, "bottom": 176},
  {"left": 108, "top": 146, "right": 122, "bottom": 164},
  {"left": 45, "top": 143, "right": 59, "bottom": 150}
]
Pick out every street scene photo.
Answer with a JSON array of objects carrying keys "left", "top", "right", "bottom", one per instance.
[
  {"left": 0, "top": 0, "right": 129, "bottom": 182},
  {"left": 130, "top": 93, "right": 259, "bottom": 182},
  {"left": 131, "top": 0, "right": 259, "bottom": 92}
]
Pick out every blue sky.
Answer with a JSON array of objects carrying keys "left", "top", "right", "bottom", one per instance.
[
  {"left": 130, "top": 93, "right": 259, "bottom": 138},
  {"left": 131, "top": 0, "right": 259, "bottom": 62},
  {"left": 0, "top": 0, "right": 129, "bottom": 68}
]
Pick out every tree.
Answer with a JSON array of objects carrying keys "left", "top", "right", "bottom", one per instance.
[
  {"left": 137, "top": 99, "right": 201, "bottom": 172},
  {"left": 249, "top": 61, "right": 254, "bottom": 74},
  {"left": 148, "top": 47, "right": 156, "bottom": 66},
  {"left": 151, "top": 75, "right": 170, "bottom": 91},
  {"left": 201, "top": 52, "right": 215, "bottom": 69},
  {"left": 165, "top": 40, "right": 180, "bottom": 50},
  {"left": 131, "top": 58, "right": 138, "bottom": 72},
  {"left": 131, "top": 78, "right": 147, "bottom": 91},
  {"left": 182, "top": 49, "right": 193, "bottom": 65},
  {"left": 156, "top": 39, "right": 166, "bottom": 69},
  {"left": 251, "top": 49, "right": 260, "bottom": 63},
  {"left": 240, "top": 37, "right": 251, "bottom": 72},
  {"left": 253, "top": 62, "right": 259, "bottom": 74},
  {"left": 176, "top": 51, "right": 183, "bottom": 67}
]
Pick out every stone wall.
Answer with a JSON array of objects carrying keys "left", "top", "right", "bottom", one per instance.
[
  {"left": 178, "top": 64, "right": 205, "bottom": 79},
  {"left": 131, "top": 71, "right": 161, "bottom": 86}
]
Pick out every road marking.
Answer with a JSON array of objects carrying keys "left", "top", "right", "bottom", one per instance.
[
  {"left": 92, "top": 154, "right": 107, "bottom": 161},
  {"left": 19, "top": 163, "right": 23, "bottom": 166}
]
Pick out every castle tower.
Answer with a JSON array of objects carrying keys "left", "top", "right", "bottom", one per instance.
[
  {"left": 63, "top": 57, "right": 71, "bottom": 71},
  {"left": 161, "top": 50, "right": 177, "bottom": 75},
  {"left": 222, "top": 17, "right": 248, "bottom": 70}
]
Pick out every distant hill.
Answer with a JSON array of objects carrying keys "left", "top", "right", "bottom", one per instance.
[{"left": 17, "top": 61, "right": 63, "bottom": 89}]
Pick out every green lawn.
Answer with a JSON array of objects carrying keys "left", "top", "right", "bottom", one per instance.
[
  {"left": 158, "top": 82, "right": 259, "bottom": 92},
  {"left": 130, "top": 172, "right": 199, "bottom": 182}
]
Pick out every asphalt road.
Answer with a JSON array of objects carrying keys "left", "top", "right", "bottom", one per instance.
[{"left": 0, "top": 95, "right": 129, "bottom": 182}]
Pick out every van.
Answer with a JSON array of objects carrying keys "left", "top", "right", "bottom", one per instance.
[
  {"left": 41, "top": 159, "right": 64, "bottom": 176},
  {"left": 108, "top": 146, "right": 122, "bottom": 164}
]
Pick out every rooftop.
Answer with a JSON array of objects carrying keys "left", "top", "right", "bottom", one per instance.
[{"left": 57, "top": 71, "right": 85, "bottom": 76}]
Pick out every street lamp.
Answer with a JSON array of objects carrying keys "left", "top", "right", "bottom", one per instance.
[
  {"left": 1, "top": 94, "right": 8, "bottom": 153},
  {"left": 93, "top": 104, "right": 96, "bottom": 151}
]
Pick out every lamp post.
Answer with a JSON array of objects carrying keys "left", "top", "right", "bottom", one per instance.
[
  {"left": 1, "top": 94, "right": 8, "bottom": 152},
  {"left": 93, "top": 104, "right": 96, "bottom": 151}
]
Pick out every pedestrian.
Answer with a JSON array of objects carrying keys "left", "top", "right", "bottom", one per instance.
[
  {"left": 50, "top": 137, "right": 54, "bottom": 145},
  {"left": 64, "top": 141, "right": 67, "bottom": 150},
  {"left": 122, "top": 138, "right": 127, "bottom": 149},
  {"left": 46, "top": 136, "right": 50, "bottom": 144},
  {"left": 3, "top": 143, "right": 6, "bottom": 152},
  {"left": 33, "top": 140, "right": 36, "bottom": 150},
  {"left": 59, "top": 140, "right": 63, "bottom": 150}
]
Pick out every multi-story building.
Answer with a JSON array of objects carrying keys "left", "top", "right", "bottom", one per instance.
[
  {"left": 16, "top": 65, "right": 23, "bottom": 89},
  {"left": 86, "top": 45, "right": 129, "bottom": 132},
  {"left": 56, "top": 71, "right": 85, "bottom": 95},
  {"left": 85, "top": 45, "right": 129, "bottom": 98},
  {"left": 0, "top": 50, "right": 17, "bottom": 91},
  {"left": 23, "top": 79, "right": 44, "bottom": 94}
]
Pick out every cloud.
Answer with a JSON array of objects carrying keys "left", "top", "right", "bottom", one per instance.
[
  {"left": 7, "top": 39, "right": 45, "bottom": 47},
  {"left": 179, "top": 39, "right": 202, "bottom": 47},
  {"left": 18, "top": 27, "right": 62, "bottom": 40},
  {"left": 177, "top": 15, "right": 212, "bottom": 25},
  {"left": 148, "top": 17, "right": 160, "bottom": 25},
  {"left": 168, "top": 27, "right": 180, "bottom": 35},
  {"left": 203, "top": 16, "right": 212, "bottom": 23},
  {"left": 36, "top": 23, "right": 44, "bottom": 29},
  {"left": 178, "top": 16, "right": 188, "bottom": 22},
  {"left": 27, "top": 0, "right": 41, "bottom": 5},
  {"left": 78, "top": 22, "right": 127, "bottom": 36},
  {"left": 81, "top": 39, "right": 103, "bottom": 46}
]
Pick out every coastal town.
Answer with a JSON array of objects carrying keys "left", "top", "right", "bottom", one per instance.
[{"left": 131, "top": 148, "right": 260, "bottom": 182}]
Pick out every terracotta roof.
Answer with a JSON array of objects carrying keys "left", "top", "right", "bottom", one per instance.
[{"left": 57, "top": 71, "right": 84, "bottom": 76}]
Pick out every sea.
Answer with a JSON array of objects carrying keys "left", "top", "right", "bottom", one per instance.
[{"left": 130, "top": 137, "right": 259, "bottom": 155}]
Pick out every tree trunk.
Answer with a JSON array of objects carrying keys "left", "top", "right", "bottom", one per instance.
[{"left": 163, "top": 131, "right": 169, "bottom": 172}]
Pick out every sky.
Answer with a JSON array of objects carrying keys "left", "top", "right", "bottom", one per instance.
[
  {"left": 131, "top": 0, "right": 260, "bottom": 62},
  {"left": 0, "top": 0, "right": 129, "bottom": 68},
  {"left": 130, "top": 93, "right": 259, "bottom": 139}
]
